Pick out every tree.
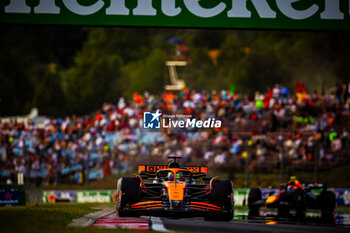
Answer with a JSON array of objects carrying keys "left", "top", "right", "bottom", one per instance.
[
  {"left": 31, "top": 64, "right": 66, "bottom": 116},
  {"left": 121, "top": 49, "right": 166, "bottom": 97},
  {"left": 64, "top": 52, "right": 122, "bottom": 115}
]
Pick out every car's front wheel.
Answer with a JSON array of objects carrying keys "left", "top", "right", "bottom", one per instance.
[
  {"left": 206, "top": 180, "right": 234, "bottom": 221},
  {"left": 248, "top": 188, "right": 262, "bottom": 216},
  {"left": 116, "top": 177, "right": 140, "bottom": 217}
]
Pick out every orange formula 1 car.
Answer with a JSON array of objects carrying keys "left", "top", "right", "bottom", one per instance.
[{"left": 116, "top": 157, "right": 234, "bottom": 221}]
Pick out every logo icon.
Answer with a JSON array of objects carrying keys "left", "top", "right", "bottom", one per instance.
[{"left": 143, "top": 110, "right": 161, "bottom": 129}]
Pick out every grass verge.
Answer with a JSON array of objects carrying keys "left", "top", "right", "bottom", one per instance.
[{"left": 0, "top": 203, "right": 148, "bottom": 233}]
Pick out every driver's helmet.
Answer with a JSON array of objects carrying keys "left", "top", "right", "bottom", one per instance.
[
  {"left": 175, "top": 172, "right": 183, "bottom": 181},
  {"left": 287, "top": 176, "right": 302, "bottom": 190},
  {"left": 168, "top": 172, "right": 174, "bottom": 181}
]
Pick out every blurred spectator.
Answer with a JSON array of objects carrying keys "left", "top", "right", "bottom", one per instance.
[{"left": 1, "top": 82, "right": 350, "bottom": 186}]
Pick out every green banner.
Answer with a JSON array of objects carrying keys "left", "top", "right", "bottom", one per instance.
[
  {"left": 42, "top": 190, "right": 116, "bottom": 203},
  {"left": 1, "top": 0, "right": 349, "bottom": 30},
  {"left": 233, "top": 189, "right": 249, "bottom": 206},
  {"left": 76, "top": 190, "right": 115, "bottom": 203}
]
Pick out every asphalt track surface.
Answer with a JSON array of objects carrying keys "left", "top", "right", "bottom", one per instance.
[{"left": 91, "top": 210, "right": 350, "bottom": 233}]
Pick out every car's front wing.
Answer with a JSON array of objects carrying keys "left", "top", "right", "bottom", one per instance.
[{"left": 119, "top": 201, "right": 229, "bottom": 218}]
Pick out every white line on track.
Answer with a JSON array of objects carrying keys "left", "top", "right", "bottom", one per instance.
[{"left": 150, "top": 217, "right": 169, "bottom": 232}]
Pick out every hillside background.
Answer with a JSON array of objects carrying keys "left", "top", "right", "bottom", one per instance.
[{"left": 1, "top": 26, "right": 349, "bottom": 116}]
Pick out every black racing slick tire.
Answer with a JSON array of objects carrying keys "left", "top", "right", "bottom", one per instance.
[
  {"left": 207, "top": 180, "right": 234, "bottom": 221},
  {"left": 116, "top": 177, "right": 140, "bottom": 217},
  {"left": 277, "top": 193, "right": 291, "bottom": 217},
  {"left": 248, "top": 188, "right": 262, "bottom": 216},
  {"left": 293, "top": 188, "right": 305, "bottom": 218},
  {"left": 319, "top": 190, "right": 336, "bottom": 214}
]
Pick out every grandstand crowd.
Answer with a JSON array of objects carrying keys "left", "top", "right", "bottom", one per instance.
[{"left": 1, "top": 82, "right": 350, "bottom": 186}]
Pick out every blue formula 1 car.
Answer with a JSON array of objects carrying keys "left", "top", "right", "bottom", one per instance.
[{"left": 248, "top": 177, "right": 336, "bottom": 217}]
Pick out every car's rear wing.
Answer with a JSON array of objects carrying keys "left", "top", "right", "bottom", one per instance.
[{"left": 138, "top": 165, "right": 208, "bottom": 177}]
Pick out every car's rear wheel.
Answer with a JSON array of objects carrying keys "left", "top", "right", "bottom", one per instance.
[
  {"left": 293, "top": 188, "right": 305, "bottom": 218},
  {"left": 116, "top": 177, "right": 140, "bottom": 217},
  {"left": 319, "top": 190, "right": 336, "bottom": 214},
  {"left": 248, "top": 188, "right": 262, "bottom": 216},
  {"left": 277, "top": 193, "right": 291, "bottom": 217},
  {"left": 278, "top": 206, "right": 291, "bottom": 217},
  {"left": 206, "top": 180, "right": 234, "bottom": 221}
]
